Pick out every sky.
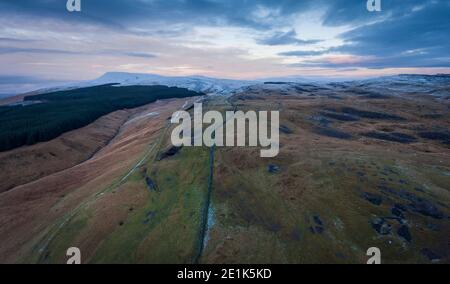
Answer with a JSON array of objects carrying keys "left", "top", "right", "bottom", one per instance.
[{"left": 0, "top": 0, "right": 449, "bottom": 94}]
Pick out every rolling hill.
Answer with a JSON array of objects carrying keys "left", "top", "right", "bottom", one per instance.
[{"left": 0, "top": 75, "right": 448, "bottom": 264}]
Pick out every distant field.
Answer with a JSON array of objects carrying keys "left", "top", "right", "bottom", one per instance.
[{"left": 0, "top": 84, "right": 203, "bottom": 151}]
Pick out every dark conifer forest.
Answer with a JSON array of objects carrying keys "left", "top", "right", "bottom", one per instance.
[{"left": 0, "top": 84, "right": 202, "bottom": 151}]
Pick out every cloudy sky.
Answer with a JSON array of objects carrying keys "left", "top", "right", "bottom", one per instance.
[{"left": 0, "top": 0, "right": 449, "bottom": 93}]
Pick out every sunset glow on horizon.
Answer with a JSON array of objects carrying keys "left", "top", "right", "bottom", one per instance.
[{"left": 1, "top": 0, "right": 449, "bottom": 93}]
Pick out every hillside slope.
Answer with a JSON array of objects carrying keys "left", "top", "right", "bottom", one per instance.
[{"left": 0, "top": 77, "right": 448, "bottom": 264}]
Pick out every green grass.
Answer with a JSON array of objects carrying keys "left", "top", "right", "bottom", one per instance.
[
  {"left": 91, "top": 146, "right": 210, "bottom": 263},
  {"left": 29, "top": 210, "right": 90, "bottom": 264},
  {"left": 204, "top": 148, "right": 450, "bottom": 264}
]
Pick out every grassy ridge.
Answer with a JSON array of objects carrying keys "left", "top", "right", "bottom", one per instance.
[
  {"left": 28, "top": 103, "right": 211, "bottom": 264},
  {"left": 0, "top": 84, "right": 202, "bottom": 151}
]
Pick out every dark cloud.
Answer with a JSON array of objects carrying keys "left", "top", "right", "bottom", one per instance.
[
  {"left": 290, "top": 53, "right": 450, "bottom": 70},
  {"left": 329, "top": 0, "right": 450, "bottom": 68},
  {"left": 276, "top": 0, "right": 450, "bottom": 69},
  {"left": 0, "top": 0, "right": 449, "bottom": 72},
  {"left": 321, "top": 0, "right": 432, "bottom": 27},
  {"left": 259, "top": 29, "right": 321, "bottom": 46},
  {"left": 321, "top": 0, "right": 387, "bottom": 26},
  {"left": 0, "top": 0, "right": 316, "bottom": 31}
]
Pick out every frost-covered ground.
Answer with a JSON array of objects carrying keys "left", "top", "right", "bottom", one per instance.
[
  {"left": 85, "top": 72, "right": 256, "bottom": 96},
  {"left": 86, "top": 73, "right": 450, "bottom": 98},
  {"left": 3, "top": 73, "right": 449, "bottom": 100},
  {"left": 348, "top": 75, "right": 450, "bottom": 98}
]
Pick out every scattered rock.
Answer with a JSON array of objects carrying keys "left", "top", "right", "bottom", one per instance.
[
  {"left": 268, "top": 164, "right": 281, "bottom": 174},
  {"left": 421, "top": 114, "right": 443, "bottom": 119},
  {"left": 397, "top": 225, "right": 412, "bottom": 242},
  {"left": 145, "top": 176, "right": 158, "bottom": 191},
  {"left": 313, "top": 215, "right": 323, "bottom": 226},
  {"left": 378, "top": 186, "right": 444, "bottom": 219},
  {"left": 356, "top": 171, "right": 366, "bottom": 177},
  {"left": 310, "top": 226, "right": 324, "bottom": 234},
  {"left": 418, "top": 131, "right": 450, "bottom": 145},
  {"left": 418, "top": 131, "right": 450, "bottom": 140},
  {"left": 421, "top": 248, "right": 441, "bottom": 262},
  {"left": 371, "top": 217, "right": 392, "bottom": 235},
  {"left": 391, "top": 206, "right": 405, "bottom": 219},
  {"left": 308, "top": 115, "right": 332, "bottom": 127},
  {"left": 361, "top": 132, "right": 417, "bottom": 144},
  {"left": 414, "top": 187, "right": 425, "bottom": 193},
  {"left": 321, "top": 112, "right": 360, "bottom": 122},
  {"left": 143, "top": 211, "right": 156, "bottom": 224},
  {"left": 146, "top": 211, "right": 156, "bottom": 218},
  {"left": 426, "top": 223, "right": 440, "bottom": 232},
  {"left": 279, "top": 125, "right": 293, "bottom": 134},
  {"left": 362, "top": 192, "right": 383, "bottom": 206},
  {"left": 362, "top": 93, "right": 391, "bottom": 99},
  {"left": 409, "top": 200, "right": 444, "bottom": 219},
  {"left": 394, "top": 203, "right": 407, "bottom": 211},
  {"left": 309, "top": 215, "right": 325, "bottom": 234},
  {"left": 158, "top": 146, "right": 182, "bottom": 161},
  {"left": 341, "top": 107, "right": 405, "bottom": 121},
  {"left": 313, "top": 127, "right": 353, "bottom": 140}
]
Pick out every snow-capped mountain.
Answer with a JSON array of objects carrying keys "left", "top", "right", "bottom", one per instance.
[
  {"left": 83, "top": 72, "right": 342, "bottom": 95},
  {"left": 347, "top": 74, "right": 450, "bottom": 98},
  {"left": 84, "top": 72, "right": 256, "bottom": 96},
  {"left": 4, "top": 73, "right": 448, "bottom": 101}
]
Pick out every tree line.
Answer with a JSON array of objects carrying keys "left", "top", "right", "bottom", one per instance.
[{"left": 0, "top": 84, "right": 202, "bottom": 151}]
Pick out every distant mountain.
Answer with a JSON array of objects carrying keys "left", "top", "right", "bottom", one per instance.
[
  {"left": 5, "top": 73, "right": 449, "bottom": 100},
  {"left": 260, "top": 75, "right": 353, "bottom": 83},
  {"left": 81, "top": 72, "right": 345, "bottom": 95},
  {"left": 0, "top": 93, "right": 14, "bottom": 99},
  {"left": 82, "top": 72, "right": 256, "bottom": 96},
  {"left": 352, "top": 74, "right": 450, "bottom": 98}
]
